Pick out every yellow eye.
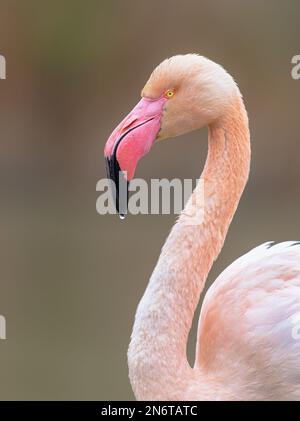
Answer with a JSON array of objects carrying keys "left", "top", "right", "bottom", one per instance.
[{"left": 165, "top": 90, "right": 174, "bottom": 99}]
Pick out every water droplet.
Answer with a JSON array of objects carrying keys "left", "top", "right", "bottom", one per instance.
[{"left": 119, "top": 213, "right": 126, "bottom": 220}]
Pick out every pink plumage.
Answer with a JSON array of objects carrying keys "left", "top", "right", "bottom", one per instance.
[{"left": 105, "top": 54, "right": 300, "bottom": 400}]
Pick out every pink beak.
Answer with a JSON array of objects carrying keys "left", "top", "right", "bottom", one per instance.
[{"left": 104, "top": 96, "right": 166, "bottom": 214}]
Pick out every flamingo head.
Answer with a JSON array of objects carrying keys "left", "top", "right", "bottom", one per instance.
[{"left": 104, "top": 54, "right": 238, "bottom": 213}]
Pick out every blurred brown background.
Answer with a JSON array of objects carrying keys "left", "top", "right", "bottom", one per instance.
[{"left": 0, "top": 0, "right": 299, "bottom": 400}]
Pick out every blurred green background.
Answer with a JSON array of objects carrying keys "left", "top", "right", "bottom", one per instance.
[{"left": 0, "top": 0, "right": 300, "bottom": 400}]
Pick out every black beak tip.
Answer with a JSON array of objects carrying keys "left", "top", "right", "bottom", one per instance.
[{"left": 105, "top": 156, "right": 129, "bottom": 217}]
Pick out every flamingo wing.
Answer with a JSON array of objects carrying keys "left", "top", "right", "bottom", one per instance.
[{"left": 196, "top": 242, "right": 300, "bottom": 400}]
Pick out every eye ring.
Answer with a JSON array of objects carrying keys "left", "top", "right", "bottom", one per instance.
[{"left": 165, "top": 90, "right": 174, "bottom": 99}]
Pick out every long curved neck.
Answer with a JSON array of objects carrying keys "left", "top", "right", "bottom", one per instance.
[{"left": 128, "top": 96, "right": 250, "bottom": 400}]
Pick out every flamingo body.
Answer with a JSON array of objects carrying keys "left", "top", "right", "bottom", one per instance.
[
  {"left": 104, "top": 54, "right": 300, "bottom": 400},
  {"left": 196, "top": 241, "right": 300, "bottom": 400}
]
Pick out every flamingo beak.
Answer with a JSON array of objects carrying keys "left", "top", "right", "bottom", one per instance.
[{"left": 104, "top": 96, "right": 167, "bottom": 215}]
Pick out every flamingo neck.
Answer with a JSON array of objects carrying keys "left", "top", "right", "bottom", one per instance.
[{"left": 128, "top": 96, "right": 250, "bottom": 400}]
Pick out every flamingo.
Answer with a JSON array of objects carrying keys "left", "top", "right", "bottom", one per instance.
[{"left": 104, "top": 54, "right": 300, "bottom": 400}]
